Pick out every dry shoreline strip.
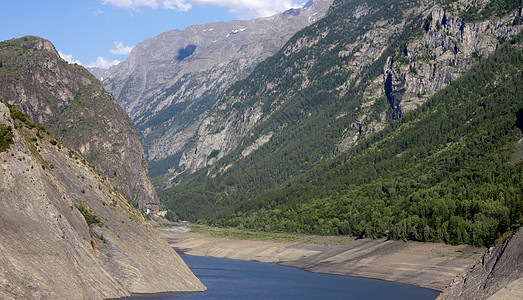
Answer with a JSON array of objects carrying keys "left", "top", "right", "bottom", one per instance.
[{"left": 160, "top": 227, "right": 485, "bottom": 292}]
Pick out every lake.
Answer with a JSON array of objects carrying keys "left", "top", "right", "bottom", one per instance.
[{"left": 131, "top": 254, "right": 440, "bottom": 299}]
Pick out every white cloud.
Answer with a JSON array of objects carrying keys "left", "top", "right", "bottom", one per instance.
[
  {"left": 101, "top": 0, "right": 304, "bottom": 17},
  {"left": 58, "top": 51, "right": 83, "bottom": 65},
  {"left": 87, "top": 56, "right": 121, "bottom": 69},
  {"left": 163, "top": 0, "right": 192, "bottom": 11},
  {"left": 193, "top": 0, "right": 304, "bottom": 18},
  {"left": 102, "top": 0, "right": 192, "bottom": 11},
  {"left": 110, "top": 41, "right": 135, "bottom": 55}
]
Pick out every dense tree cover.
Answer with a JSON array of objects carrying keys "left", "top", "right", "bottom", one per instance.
[
  {"left": 0, "top": 124, "right": 13, "bottom": 152},
  {"left": 160, "top": 0, "right": 427, "bottom": 221},
  {"left": 211, "top": 40, "right": 523, "bottom": 246},
  {"left": 458, "top": 0, "right": 523, "bottom": 22}
]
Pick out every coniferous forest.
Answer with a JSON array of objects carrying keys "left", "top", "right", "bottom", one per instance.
[{"left": 210, "top": 40, "right": 523, "bottom": 246}]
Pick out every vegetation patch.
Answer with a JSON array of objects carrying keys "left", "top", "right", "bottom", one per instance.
[
  {"left": 76, "top": 203, "right": 101, "bottom": 225},
  {"left": 6, "top": 103, "right": 36, "bottom": 129},
  {"left": 0, "top": 125, "right": 13, "bottom": 152},
  {"left": 190, "top": 225, "right": 355, "bottom": 245}
]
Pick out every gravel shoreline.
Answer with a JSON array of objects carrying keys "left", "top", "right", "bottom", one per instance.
[{"left": 160, "top": 228, "right": 484, "bottom": 291}]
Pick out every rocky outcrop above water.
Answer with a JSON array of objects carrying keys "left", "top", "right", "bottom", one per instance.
[
  {"left": 0, "top": 102, "right": 205, "bottom": 299},
  {"left": 103, "top": 0, "right": 333, "bottom": 178},
  {"left": 437, "top": 228, "right": 523, "bottom": 300},
  {"left": 0, "top": 36, "right": 158, "bottom": 209}
]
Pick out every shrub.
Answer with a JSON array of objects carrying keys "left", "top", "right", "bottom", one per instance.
[
  {"left": 0, "top": 125, "right": 13, "bottom": 152},
  {"left": 75, "top": 203, "right": 101, "bottom": 225}
]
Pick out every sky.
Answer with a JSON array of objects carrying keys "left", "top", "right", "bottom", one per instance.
[{"left": 2, "top": 0, "right": 308, "bottom": 69}]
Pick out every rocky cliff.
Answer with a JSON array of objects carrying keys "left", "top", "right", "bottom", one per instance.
[
  {"left": 0, "top": 36, "right": 158, "bottom": 209},
  {"left": 103, "top": 0, "right": 333, "bottom": 178},
  {"left": 437, "top": 227, "right": 523, "bottom": 300},
  {"left": 0, "top": 102, "right": 205, "bottom": 299},
  {"left": 340, "top": 3, "right": 523, "bottom": 149}
]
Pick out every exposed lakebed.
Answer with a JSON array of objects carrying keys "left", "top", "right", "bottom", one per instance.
[
  {"left": 131, "top": 255, "right": 440, "bottom": 299},
  {"left": 162, "top": 229, "right": 484, "bottom": 291}
]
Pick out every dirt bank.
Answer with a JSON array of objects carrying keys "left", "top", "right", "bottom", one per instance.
[{"left": 160, "top": 227, "right": 484, "bottom": 292}]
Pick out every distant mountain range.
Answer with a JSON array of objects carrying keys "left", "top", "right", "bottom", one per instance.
[{"left": 102, "top": 0, "right": 334, "bottom": 179}]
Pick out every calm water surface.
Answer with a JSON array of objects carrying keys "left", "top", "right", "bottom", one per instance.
[{"left": 132, "top": 254, "right": 440, "bottom": 299}]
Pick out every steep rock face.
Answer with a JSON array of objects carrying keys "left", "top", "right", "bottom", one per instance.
[
  {"left": 0, "top": 102, "right": 204, "bottom": 299},
  {"left": 437, "top": 228, "right": 523, "bottom": 300},
  {"left": 103, "top": 0, "right": 333, "bottom": 178},
  {"left": 340, "top": 4, "right": 522, "bottom": 149},
  {"left": 0, "top": 36, "right": 158, "bottom": 209},
  {"left": 383, "top": 6, "right": 522, "bottom": 120}
]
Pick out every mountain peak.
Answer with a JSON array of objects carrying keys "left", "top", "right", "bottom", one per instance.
[{"left": 3, "top": 35, "right": 57, "bottom": 55}]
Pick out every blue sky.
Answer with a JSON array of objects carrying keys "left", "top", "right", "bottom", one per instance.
[{"left": 2, "top": 0, "right": 306, "bottom": 68}]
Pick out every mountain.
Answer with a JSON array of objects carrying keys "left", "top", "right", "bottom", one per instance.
[
  {"left": 174, "top": 0, "right": 522, "bottom": 177},
  {"left": 103, "top": 0, "right": 334, "bottom": 179},
  {"left": 0, "top": 36, "right": 158, "bottom": 209},
  {"left": 0, "top": 102, "right": 204, "bottom": 299},
  {"left": 87, "top": 65, "right": 117, "bottom": 81},
  {"left": 159, "top": 0, "right": 522, "bottom": 247}
]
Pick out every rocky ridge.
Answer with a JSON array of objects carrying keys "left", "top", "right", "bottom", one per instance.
[
  {"left": 103, "top": 0, "right": 333, "bottom": 178},
  {"left": 0, "top": 36, "right": 158, "bottom": 209},
  {"left": 0, "top": 102, "right": 204, "bottom": 299}
]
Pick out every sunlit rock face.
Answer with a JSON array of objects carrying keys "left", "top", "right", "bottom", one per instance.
[
  {"left": 437, "top": 228, "right": 523, "bottom": 300},
  {"left": 0, "top": 102, "right": 205, "bottom": 299}
]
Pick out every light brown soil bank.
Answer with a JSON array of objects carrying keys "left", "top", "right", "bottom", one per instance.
[{"left": 160, "top": 227, "right": 484, "bottom": 292}]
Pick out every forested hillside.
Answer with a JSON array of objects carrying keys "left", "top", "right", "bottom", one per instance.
[
  {"left": 160, "top": 0, "right": 522, "bottom": 246},
  {"left": 211, "top": 39, "right": 523, "bottom": 246}
]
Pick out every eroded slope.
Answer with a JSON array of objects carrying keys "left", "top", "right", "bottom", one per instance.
[{"left": 0, "top": 102, "right": 204, "bottom": 299}]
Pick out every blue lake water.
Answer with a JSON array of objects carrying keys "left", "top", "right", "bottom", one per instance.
[{"left": 131, "top": 254, "right": 440, "bottom": 299}]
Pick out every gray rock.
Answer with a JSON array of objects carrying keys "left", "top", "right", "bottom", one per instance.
[
  {"left": 0, "top": 36, "right": 159, "bottom": 210},
  {"left": 382, "top": 6, "right": 522, "bottom": 119},
  {"left": 437, "top": 228, "right": 523, "bottom": 300},
  {"left": 0, "top": 102, "right": 205, "bottom": 299}
]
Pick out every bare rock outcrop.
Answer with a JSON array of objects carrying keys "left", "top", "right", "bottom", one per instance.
[
  {"left": 437, "top": 228, "right": 523, "bottom": 300},
  {"left": 0, "top": 102, "right": 205, "bottom": 299},
  {"left": 383, "top": 6, "right": 522, "bottom": 120},
  {"left": 0, "top": 36, "right": 158, "bottom": 209},
  {"left": 340, "top": 4, "right": 522, "bottom": 149}
]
